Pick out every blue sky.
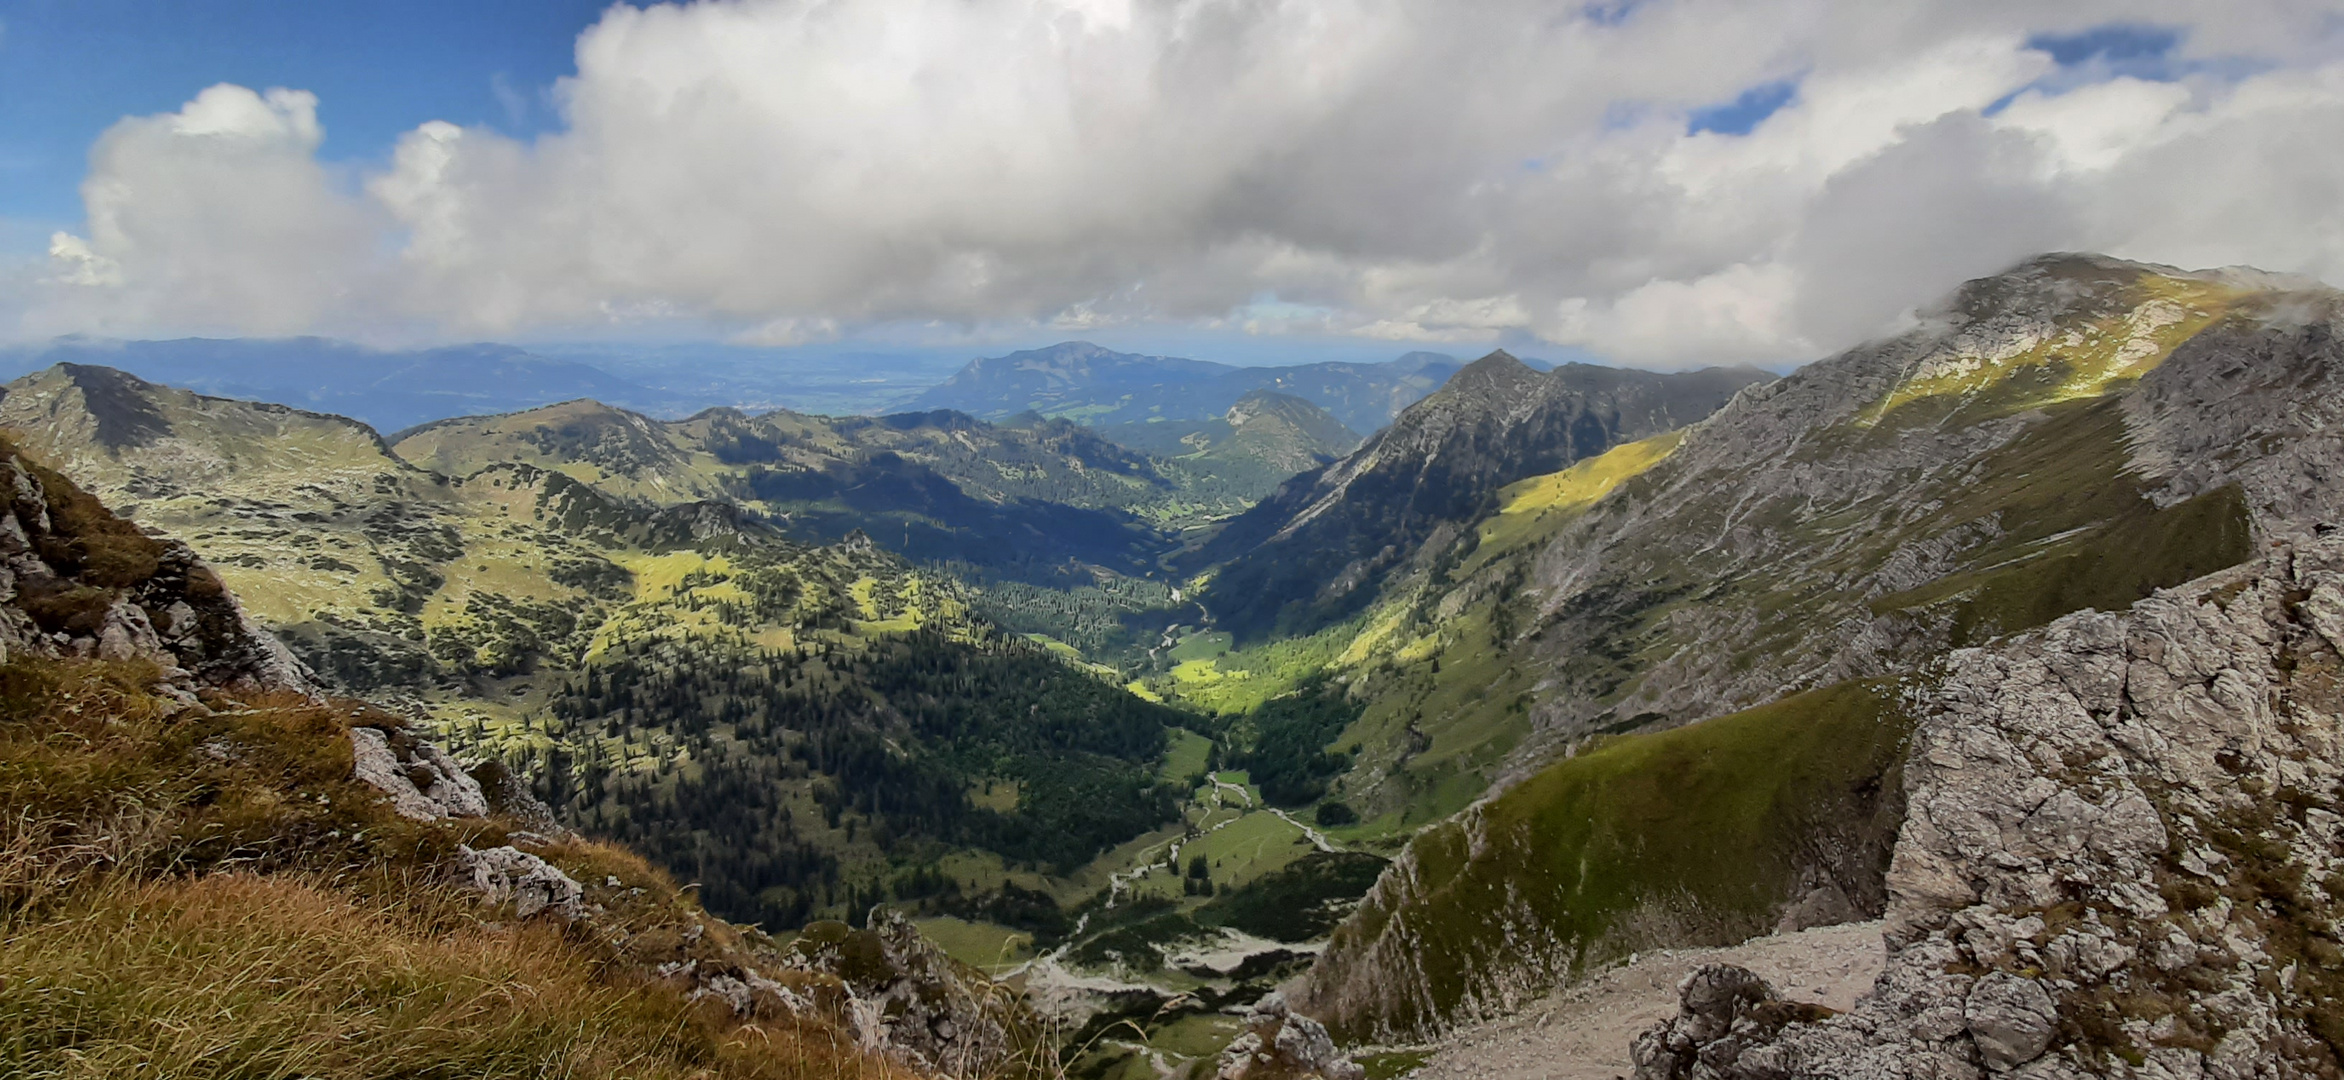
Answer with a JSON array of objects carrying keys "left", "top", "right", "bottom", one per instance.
[{"left": 0, "top": 0, "right": 607, "bottom": 237}]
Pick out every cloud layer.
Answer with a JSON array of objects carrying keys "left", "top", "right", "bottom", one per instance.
[{"left": 24, "top": 0, "right": 2344, "bottom": 366}]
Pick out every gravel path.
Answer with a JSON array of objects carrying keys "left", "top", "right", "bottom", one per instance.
[{"left": 1404, "top": 921, "right": 1886, "bottom": 1080}]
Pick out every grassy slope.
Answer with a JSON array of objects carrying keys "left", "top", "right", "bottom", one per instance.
[
  {"left": 1137, "top": 432, "right": 1697, "bottom": 840},
  {"left": 1152, "top": 270, "right": 2262, "bottom": 850},
  {"left": 1303, "top": 679, "right": 1915, "bottom": 1043},
  {"left": 0, "top": 657, "right": 914, "bottom": 1080},
  {"left": 1282, "top": 263, "right": 2274, "bottom": 1044}
]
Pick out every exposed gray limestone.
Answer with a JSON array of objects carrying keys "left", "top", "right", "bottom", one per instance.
[
  {"left": 1635, "top": 535, "right": 2344, "bottom": 1078},
  {"left": 1219, "top": 992, "right": 1364, "bottom": 1080},
  {"left": 350, "top": 724, "right": 491, "bottom": 821},
  {"left": 455, "top": 843, "right": 585, "bottom": 920},
  {"left": 780, "top": 910, "right": 1024, "bottom": 1077}
]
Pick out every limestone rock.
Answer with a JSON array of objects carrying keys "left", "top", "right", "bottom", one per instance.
[
  {"left": 0, "top": 438, "right": 314, "bottom": 695},
  {"left": 351, "top": 724, "right": 491, "bottom": 821},
  {"left": 456, "top": 843, "right": 585, "bottom": 921},
  {"left": 1628, "top": 965, "right": 1837, "bottom": 1080},
  {"left": 1653, "top": 535, "right": 2344, "bottom": 1077},
  {"left": 780, "top": 910, "right": 1022, "bottom": 1076},
  {"left": 1218, "top": 993, "right": 1364, "bottom": 1080},
  {"left": 1964, "top": 973, "right": 2056, "bottom": 1071}
]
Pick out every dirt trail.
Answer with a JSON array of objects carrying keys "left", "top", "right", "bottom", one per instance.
[{"left": 1403, "top": 920, "right": 1885, "bottom": 1080}]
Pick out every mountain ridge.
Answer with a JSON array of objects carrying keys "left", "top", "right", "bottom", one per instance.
[
  {"left": 1284, "top": 252, "right": 2344, "bottom": 1046},
  {"left": 1188, "top": 353, "right": 1774, "bottom": 640},
  {"left": 899, "top": 340, "right": 1465, "bottom": 434}
]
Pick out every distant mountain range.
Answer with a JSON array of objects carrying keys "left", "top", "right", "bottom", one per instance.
[
  {"left": 0, "top": 336, "right": 690, "bottom": 434},
  {"left": 0, "top": 336, "right": 1477, "bottom": 442},
  {"left": 896, "top": 341, "right": 1469, "bottom": 434}
]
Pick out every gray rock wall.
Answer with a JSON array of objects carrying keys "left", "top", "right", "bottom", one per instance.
[{"left": 1647, "top": 535, "right": 2344, "bottom": 1078}]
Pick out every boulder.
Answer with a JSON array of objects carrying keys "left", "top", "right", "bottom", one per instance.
[
  {"left": 456, "top": 844, "right": 585, "bottom": 920},
  {"left": 1218, "top": 993, "right": 1364, "bottom": 1080}
]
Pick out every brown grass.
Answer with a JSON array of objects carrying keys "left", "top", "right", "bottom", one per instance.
[{"left": 0, "top": 656, "right": 919, "bottom": 1080}]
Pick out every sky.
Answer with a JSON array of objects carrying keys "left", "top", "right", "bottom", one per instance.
[{"left": 6, "top": 0, "right": 2344, "bottom": 369}]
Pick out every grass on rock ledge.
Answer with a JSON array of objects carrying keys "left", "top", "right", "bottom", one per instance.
[{"left": 0, "top": 656, "right": 916, "bottom": 1080}]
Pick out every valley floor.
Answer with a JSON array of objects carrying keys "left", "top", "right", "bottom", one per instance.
[{"left": 1403, "top": 920, "right": 1885, "bottom": 1080}]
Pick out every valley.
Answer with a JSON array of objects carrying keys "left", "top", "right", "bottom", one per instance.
[{"left": 13, "top": 253, "right": 2344, "bottom": 1079}]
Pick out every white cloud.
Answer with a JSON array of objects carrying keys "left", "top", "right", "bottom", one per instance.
[{"left": 22, "top": 0, "right": 2344, "bottom": 365}]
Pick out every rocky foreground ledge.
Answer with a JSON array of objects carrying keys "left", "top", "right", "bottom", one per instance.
[{"left": 1634, "top": 533, "right": 2344, "bottom": 1079}]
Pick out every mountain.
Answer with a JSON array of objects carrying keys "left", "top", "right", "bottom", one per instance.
[
  {"left": 0, "top": 363, "right": 1201, "bottom": 931},
  {"left": 898, "top": 341, "right": 1462, "bottom": 433},
  {"left": 1094, "top": 390, "right": 1363, "bottom": 511},
  {"left": 1271, "top": 254, "right": 2344, "bottom": 1046},
  {"left": 1189, "top": 353, "right": 1774, "bottom": 640},
  {"left": 390, "top": 400, "right": 1214, "bottom": 660},
  {"left": 0, "top": 336, "right": 688, "bottom": 434},
  {"left": 0, "top": 430, "right": 1032, "bottom": 1078}
]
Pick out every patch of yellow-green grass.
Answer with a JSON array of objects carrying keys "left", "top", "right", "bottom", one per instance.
[
  {"left": 1153, "top": 618, "right": 1360, "bottom": 716},
  {"left": 1176, "top": 809, "right": 1315, "bottom": 891},
  {"left": 620, "top": 550, "right": 734, "bottom": 598},
  {"left": 1863, "top": 273, "right": 2240, "bottom": 426},
  {"left": 1168, "top": 631, "right": 1233, "bottom": 663},
  {"left": 1148, "top": 1013, "right": 1245, "bottom": 1059},
  {"left": 1158, "top": 729, "right": 1213, "bottom": 784},
  {"left": 1022, "top": 633, "right": 1118, "bottom": 679},
  {"left": 1170, "top": 658, "right": 1227, "bottom": 685},
  {"left": 1124, "top": 679, "right": 1164, "bottom": 703},
  {"left": 1463, "top": 430, "right": 1686, "bottom": 576},
  {"left": 912, "top": 916, "right": 1033, "bottom": 973},
  {"left": 972, "top": 778, "right": 1022, "bottom": 813}
]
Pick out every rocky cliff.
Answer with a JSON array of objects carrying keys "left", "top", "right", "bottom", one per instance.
[
  {"left": 0, "top": 431, "right": 309, "bottom": 692},
  {"left": 1636, "top": 532, "right": 2344, "bottom": 1078}
]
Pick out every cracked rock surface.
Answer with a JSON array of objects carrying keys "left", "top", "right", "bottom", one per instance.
[{"left": 1639, "top": 535, "right": 2344, "bottom": 1078}]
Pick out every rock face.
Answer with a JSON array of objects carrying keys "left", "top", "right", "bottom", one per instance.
[
  {"left": 0, "top": 433, "right": 312, "bottom": 693},
  {"left": 350, "top": 724, "right": 492, "bottom": 821},
  {"left": 1638, "top": 535, "right": 2344, "bottom": 1078},
  {"left": 1296, "top": 256, "right": 2344, "bottom": 1043},
  {"left": 781, "top": 911, "right": 1026, "bottom": 1077},
  {"left": 1629, "top": 965, "right": 1838, "bottom": 1080},
  {"left": 1218, "top": 993, "right": 1366, "bottom": 1080}
]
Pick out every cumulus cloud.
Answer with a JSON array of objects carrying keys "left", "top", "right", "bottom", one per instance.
[{"left": 23, "top": 0, "right": 2344, "bottom": 365}]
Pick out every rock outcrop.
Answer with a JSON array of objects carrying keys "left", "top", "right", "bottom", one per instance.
[
  {"left": 781, "top": 911, "right": 1029, "bottom": 1077},
  {"left": 1636, "top": 534, "right": 2344, "bottom": 1078},
  {"left": 1629, "top": 965, "right": 1838, "bottom": 1080},
  {"left": 456, "top": 844, "right": 588, "bottom": 921},
  {"left": 1218, "top": 992, "right": 1366, "bottom": 1080},
  {"left": 350, "top": 723, "right": 493, "bottom": 821},
  {"left": 0, "top": 434, "right": 311, "bottom": 693}
]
